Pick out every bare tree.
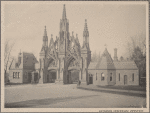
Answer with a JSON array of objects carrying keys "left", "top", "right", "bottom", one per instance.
[
  {"left": 126, "top": 33, "right": 146, "bottom": 86},
  {"left": 126, "top": 33, "right": 146, "bottom": 58},
  {"left": 4, "top": 39, "right": 15, "bottom": 77}
]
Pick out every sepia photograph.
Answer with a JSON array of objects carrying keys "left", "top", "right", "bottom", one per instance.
[{"left": 1, "top": 1, "right": 149, "bottom": 112}]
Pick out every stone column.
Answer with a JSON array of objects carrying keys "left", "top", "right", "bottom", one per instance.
[
  {"left": 31, "top": 72, "right": 34, "bottom": 83},
  {"left": 39, "top": 69, "right": 43, "bottom": 84},
  {"left": 81, "top": 58, "right": 87, "bottom": 85},
  {"left": 56, "top": 69, "right": 59, "bottom": 80},
  {"left": 79, "top": 69, "right": 82, "bottom": 81}
]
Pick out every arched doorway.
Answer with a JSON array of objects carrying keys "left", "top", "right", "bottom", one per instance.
[
  {"left": 65, "top": 57, "right": 80, "bottom": 84},
  {"left": 89, "top": 74, "right": 93, "bottom": 84},
  {"left": 67, "top": 69, "right": 79, "bottom": 84},
  {"left": 46, "top": 59, "right": 57, "bottom": 83},
  {"left": 47, "top": 70, "right": 56, "bottom": 83}
]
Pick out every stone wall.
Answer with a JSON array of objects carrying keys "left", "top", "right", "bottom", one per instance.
[
  {"left": 115, "top": 70, "right": 139, "bottom": 86},
  {"left": 9, "top": 69, "right": 23, "bottom": 83}
]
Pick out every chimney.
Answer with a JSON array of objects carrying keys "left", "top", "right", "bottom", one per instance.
[
  {"left": 114, "top": 48, "right": 118, "bottom": 61},
  {"left": 18, "top": 51, "right": 22, "bottom": 66}
]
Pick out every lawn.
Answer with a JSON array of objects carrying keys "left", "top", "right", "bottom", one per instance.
[{"left": 96, "top": 85, "right": 146, "bottom": 92}]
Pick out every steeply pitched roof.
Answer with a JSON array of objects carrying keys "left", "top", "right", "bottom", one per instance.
[
  {"left": 88, "top": 62, "right": 97, "bottom": 69},
  {"left": 88, "top": 48, "right": 138, "bottom": 70},
  {"left": 96, "top": 48, "right": 115, "bottom": 70},
  {"left": 114, "top": 61, "right": 138, "bottom": 70},
  {"left": 23, "top": 52, "right": 38, "bottom": 64}
]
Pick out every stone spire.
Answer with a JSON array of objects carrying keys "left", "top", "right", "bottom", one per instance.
[
  {"left": 44, "top": 26, "right": 47, "bottom": 36},
  {"left": 43, "top": 26, "right": 48, "bottom": 47},
  {"left": 84, "top": 19, "right": 88, "bottom": 31},
  {"left": 62, "top": 4, "right": 66, "bottom": 19},
  {"left": 82, "top": 19, "right": 89, "bottom": 49},
  {"left": 83, "top": 19, "right": 89, "bottom": 39}
]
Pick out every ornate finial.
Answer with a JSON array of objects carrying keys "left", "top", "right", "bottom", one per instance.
[
  {"left": 84, "top": 19, "right": 88, "bottom": 31},
  {"left": 104, "top": 44, "right": 107, "bottom": 48},
  {"left": 76, "top": 34, "right": 78, "bottom": 37},
  {"left": 19, "top": 49, "right": 21, "bottom": 55},
  {"left": 62, "top": 4, "right": 66, "bottom": 19},
  {"left": 44, "top": 26, "right": 47, "bottom": 36},
  {"left": 51, "top": 34, "right": 53, "bottom": 38},
  {"left": 85, "top": 19, "right": 87, "bottom": 23},
  {"left": 72, "top": 31, "right": 74, "bottom": 36}
]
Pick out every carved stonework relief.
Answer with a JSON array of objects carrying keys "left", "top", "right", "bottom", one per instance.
[{"left": 49, "top": 60, "right": 57, "bottom": 67}]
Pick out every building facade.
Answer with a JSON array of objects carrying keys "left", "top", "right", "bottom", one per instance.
[
  {"left": 39, "top": 5, "right": 91, "bottom": 84},
  {"left": 38, "top": 4, "right": 139, "bottom": 86},
  {"left": 9, "top": 52, "right": 38, "bottom": 83},
  {"left": 88, "top": 48, "right": 139, "bottom": 86}
]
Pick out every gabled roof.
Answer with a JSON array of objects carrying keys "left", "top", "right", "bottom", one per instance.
[
  {"left": 88, "top": 62, "right": 97, "bottom": 69},
  {"left": 23, "top": 52, "right": 38, "bottom": 64},
  {"left": 9, "top": 58, "right": 18, "bottom": 69},
  {"left": 10, "top": 52, "right": 38, "bottom": 70},
  {"left": 114, "top": 61, "right": 138, "bottom": 70},
  {"left": 96, "top": 48, "right": 115, "bottom": 70}
]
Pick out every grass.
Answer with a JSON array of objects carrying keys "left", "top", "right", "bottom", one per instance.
[{"left": 96, "top": 85, "right": 146, "bottom": 92}]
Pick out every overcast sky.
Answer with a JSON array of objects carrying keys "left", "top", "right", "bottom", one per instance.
[{"left": 2, "top": 1, "right": 147, "bottom": 60}]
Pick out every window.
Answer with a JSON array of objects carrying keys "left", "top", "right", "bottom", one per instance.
[
  {"left": 132, "top": 73, "right": 134, "bottom": 81},
  {"left": 119, "top": 73, "right": 120, "bottom": 81},
  {"left": 101, "top": 73, "right": 105, "bottom": 81},
  {"left": 18, "top": 72, "right": 20, "bottom": 78},
  {"left": 96, "top": 73, "right": 97, "bottom": 80},
  {"left": 110, "top": 73, "right": 112, "bottom": 81},
  {"left": 13, "top": 72, "right": 15, "bottom": 78},
  {"left": 13, "top": 72, "right": 20, "bottom": 79}
]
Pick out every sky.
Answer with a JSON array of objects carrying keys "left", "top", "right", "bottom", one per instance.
[{"left": 2, "top": 1, "right": 147, "bottom": 60}]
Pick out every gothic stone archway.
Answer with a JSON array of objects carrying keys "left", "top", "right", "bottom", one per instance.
[
  {"left": 44, "top": 58, "right": 58, "bottom": 83},
  {"left": 63, "top": 56, "right": 80, "bottom": 84}
]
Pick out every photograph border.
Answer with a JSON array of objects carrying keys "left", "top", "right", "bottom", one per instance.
[{"left": 1, "top": 1, "right": 149, "bottom": 112}]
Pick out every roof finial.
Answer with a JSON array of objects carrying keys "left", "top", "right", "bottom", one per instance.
[
  {"left": 85, "top": 19, "right": 87, "bottom": 23},
  {"left": 62, "top": 4, "right": 66, "bottom": 19},
  {"left": 72, "top": 31, "right": 74, "bottom": 36},
  {"left": 51, "top": 34, "right": 53, "bottom": 38},
  {"left": 104, "top": 44, "right": 107, "bottom": 49},
  {"left": 84, "top": 19, "right": 88, "bottom": 31},
  {"left": 44, "top": 26, "right": 47, "bottom": 36},
  {"left": 76, "top": 33, "right": 78, "bottom": 38},
  {"left": 19, "top": 49, "right": 21, "bottom": 55}
]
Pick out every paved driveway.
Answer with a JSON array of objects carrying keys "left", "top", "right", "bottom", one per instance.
[{"left": 5, "top": 84, "right": 146, "bottom": 108}]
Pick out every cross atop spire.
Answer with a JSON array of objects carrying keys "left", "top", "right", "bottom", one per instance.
[
  {"left": 62, "top": 4, "right": 67, "bottom": 19},
  {"left": 44, "top": 26, "right": 47, "bottom": 36}
]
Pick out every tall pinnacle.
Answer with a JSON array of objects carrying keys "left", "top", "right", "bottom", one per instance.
[
  {"left": 84, "top": 19, "right": 88, "bottom": 31},
  {"left": 44, "top": 26, "right": 47, "bottom": 36},
  {"left": 83, "top": 19, "right": 89, "bottom": 38},
  {"left": 62, "top": 4, "right": 67, "bottom": 19}
]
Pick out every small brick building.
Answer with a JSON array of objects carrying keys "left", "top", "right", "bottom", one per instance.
[
  {"left": 88, "top": 48, "right": 139, "bottom": 86},
  {"left": 9, "top": 52, "right": 38, "bottom": 83}
]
